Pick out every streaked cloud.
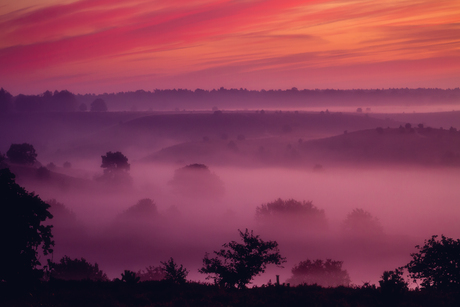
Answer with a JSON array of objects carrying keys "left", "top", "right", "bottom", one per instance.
[{"left": 0, "top": 0, "right": 459, "bottom": 94}]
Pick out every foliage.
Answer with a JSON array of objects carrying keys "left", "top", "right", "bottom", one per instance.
[
  {"left": 122, "top": 198, "right": 158, "bottom": 219},
  {"left": 101, "top": 151, "right": 130, "bottom": 172},
  {"left": 342, "top": 208, "right": 383, "bottom": 235},
  {"left": 91, "top": 98, "right": 108, "bottom": 112},
  {"left": 161, "top": 258, "right": 188, "bottom": 284},
  {"left": 0, "top": 88, "right": 13, "bottom": 113},
  {"left": 121, "top": 270, "right": 140, "bottom": 284},
  {"left": 406, "top": 235, "right": 460, "bottom": 290},
  {"left": 36, "top": 166, "right": 51, "bottom": 180},
  {"left": 136, "top": 266, "right": 165, "bottom": 282},
  {"left": 199, "top": 229, "right": 286, "bottom": 289},
  {"left": 169, "top": 164, "right": 224, "bottom": 199},
  {"left": 0, "top": 152, "right": 7, "bottom": 169},
  {"left": 99, "top": 151, "right": 132, "bottom": 184},
  {"left": 287, "top": 259, "right": 351, "bottom": 287},
  {"left": 0, "top": 168, "right": 53, "bottom": 283},
  {"left": 6, "top": 143, "right": 38, "bottom": 165},
  {"left": 379, "top": 268, "right": 408, "bottom": 296},
  {"left": 255, "top": 198, "right": 327, "bottom": 230},
  {"left": 50, "top": 256, "right": 108, "bottom": 281}
]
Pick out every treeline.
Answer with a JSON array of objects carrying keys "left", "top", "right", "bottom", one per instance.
[{"left": 1, "top": 87, "right": 460, "bottom": 113}]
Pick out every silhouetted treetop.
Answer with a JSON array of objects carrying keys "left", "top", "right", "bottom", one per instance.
[
  {"left": 342, "top": 208, "right": 383, "bottom": 235},
  {"left": 406, "top": 235, "right": 460, "bottom": 290},
  {"left": 50, "top": 256, "right": 108, "bottom": 281},
  {"left": 122, "top": 198, "right": 158, "bottom": 219},
  {"left": 287, "top": 259, "right": 351, "bottom": 287},
  {"left": 161, "top": 258, "right": 188, "bottom": 284},
  {"left": 91, "top": 98, "right": 108, "bottom": 112},
  {"left": 0, "top": 168, "right": 53, "bottom": 283},
  {"left": 199, "top": 229, "right": 286, "bottom": 289},
  {"left": 169, "top": 163, "right": 224, "bottom": 199},
  {"left": 0, "top": 88, "right": 13, "bottom": 113},
  {"left": 7, "top": 143, "right": 37, "bottom": 165},
  {"left": 101, "top": 151, "right": 130, "bottom": 172},
  {"left": 137, "top": 266, "right": 165, "bottom": 282},
  {"left": 98, "top": 151, "right": 132, "bottom": 185},
  {"left": 256, "top": 198, "right": 327, "bottom": 230}
]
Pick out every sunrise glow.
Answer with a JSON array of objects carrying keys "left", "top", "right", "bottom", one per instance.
[{"left": 1, "top": 0, "right": 459, "bottom": 94}]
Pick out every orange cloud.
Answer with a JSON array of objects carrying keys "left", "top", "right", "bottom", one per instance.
[{"left": 0, "top": 0, "right": 459, "bottom": 94}]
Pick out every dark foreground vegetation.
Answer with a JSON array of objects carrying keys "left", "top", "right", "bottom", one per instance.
[{"left": 3, "top": 280, "right": 460, "bottom": 307}]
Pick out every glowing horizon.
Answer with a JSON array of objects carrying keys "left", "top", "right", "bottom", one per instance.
[{"left": 1, "top": 0, "right": 459, "bottom": 95}]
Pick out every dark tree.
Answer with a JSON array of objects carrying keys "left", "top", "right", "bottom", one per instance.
[
  {"left": 256, "top": 198, "right": 327, "bottom": 230},
  {"left": 287, "top": 259, "right": 351, "bottom": 287},
  {"left": 199, "top": 229, "right": 286, "bottom": 289},
  {"left": 0, "top": 168, "right": 53, "bottom": 283},
  {"left": 137, "top": 266, "right": 165, "bottom": 282},
  {"left": 406, "top": 235, "right": 460, "bottom": 290},
  {"left": 36, "top": 166, "right": 51, "bottom": 180},
  {"left": 50, "top": 256, "right": 108, "bottom": 281},
  {"left": 161, "top": 258, "right": 188, "bottom": 284},
  {"left": 122, "top": 198, "right": 158, "bottom": 219},
  {"left": 90, "top": 98, "right": 108, "bottom": 112},
  {"left": 99, "top": 151, "right": 131, "bottom": 184},
  {"left": 121, "top": 270, "right": 140, "bottom": 284},
  {"left": 0, "top": 88, "right": 13, "bottom": 113},
  {"left": 14, "top": 94, "right": 44, "bottom": 112},
  {"left": 379, "top": 268, "right": 408, "bottom": 297},
  {"left": 47, "top": 90, "right": 78, "bottom": 112},
  {"left": 342, "top": 208, "right": 383, "bottom": 235},
  {"left": 6, "top": 143, "right": 38, "bottom": 165},
  {"left": 169, "top": 164, "right": 224, "bottom": 199},
  {"left": 0, "top": 152, "right": 6, "bottom": 169},
  {"left": 101, "top": 151, "right": 130, "bottom": 172}
]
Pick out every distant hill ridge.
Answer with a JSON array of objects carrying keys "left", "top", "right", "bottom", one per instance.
[{"left": 1, "top": 87, "right": 459, "bottom": 112}]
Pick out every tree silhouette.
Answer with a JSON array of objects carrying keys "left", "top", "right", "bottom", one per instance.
[
  {"left": 137, "top": 266, "right": 165, "bottom": 282},
  {"left": 406, "top": 235, "right": 460, "bottom": 290},
  {"left": 99, "top": 151, "right": 131, "bottom": 184},
  {"left": 256, "top": 198, "right": 327, "bottom": 230},
  {"left": 0, "top": 88, "right": 13, "bottom": 113},
  {"left": 90, "top": 98, "right": 108, "bottom": 112},
  {"left": 161, "top": 258, "right": 188, "bottom": 284},
  {"left": 379, "top": 268, "right": 408, "bottom": 297},
  {"left": 121, "top": 270, "right": 140, "bottom": 284},
  {"left": 0, "top": 168, "right": 53, "bottom": 283},
  {"left": 169, "top": 164, "right": 224, "bottom": 199},
  {"left": 199, "top": 229, "right": 286, "bottom": 288},
  {"left": 342, "top": 208, "right": 383, "bottom": 235},
  {"left": 122, "top": 198, "right": 158, "bottom": 219},
  {"left": 50, "top": 256, "right": 108, "bottom": 281},
  {"left": 6, "top": 143, "right": 37, "bottom": 165},
  {"left": 287, "top": 259, "right": 350, "bottom": 287}
]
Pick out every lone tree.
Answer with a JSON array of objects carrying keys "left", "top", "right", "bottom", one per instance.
[
  {"left": 256, "top": 198, "right": 327, "bottom": 230},
  {"left": 161, "top": 258, "right": 188, "bottom": 284},
  {"left": 50, "top": 256, "right": 108, "bottom": 281},
  {"left": 99, "top": 151, "right": 131, "bottom": 184},
  {"left": 0, "top": 168, "right": 53, "bottom": 283},
  {"left": 406, "top": 235, "right": 460, "bottom": 290},
  {"left": 7, "top": 143, "right": 37, "bottom": 165},
  {"left": 287, "top": 259, "right": 351, "bottom": 287},
  {"left": 342, "top": 208, "right": 383, "bottom": 236},
  {"left": 199, "top": 229, "right": 286, "bottom": 288},
  {"left": 90, "top": 98, "right": 108, "bottom": 112},
  {"left": 169, "top": 163, "right": 224, "bottom": 199}
]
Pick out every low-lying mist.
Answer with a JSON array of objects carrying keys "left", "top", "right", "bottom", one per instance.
[{"left": 18, "top": 159, "right": 460, "bottom": 287}]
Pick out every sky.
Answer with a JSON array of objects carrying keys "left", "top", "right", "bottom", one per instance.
[{"left": 0, "top": 0, "right": 459, "bottom": 95}]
